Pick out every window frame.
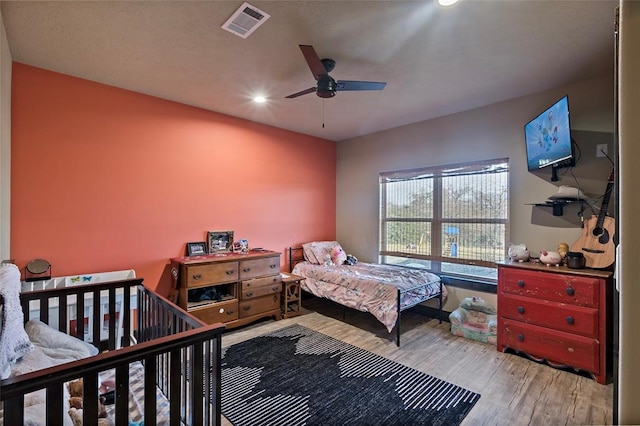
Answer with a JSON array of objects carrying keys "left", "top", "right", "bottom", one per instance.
[{"left": 379, "top": 158, "right": 509, "bottom": 281}]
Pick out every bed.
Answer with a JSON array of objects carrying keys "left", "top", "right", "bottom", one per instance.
[
  {"left": 0, "top": 263, "right": 224, "bottom": 425},
  {"left": 289, "top": 242, "right": 445, "bottom": 346}
]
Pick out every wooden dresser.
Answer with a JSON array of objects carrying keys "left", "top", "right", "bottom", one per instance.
[
  {"left": 496, "top": 261, "right": 613, "bottom": 384},
  {"left": 170, "top": 250, "right": 282, "bottom": 328}
]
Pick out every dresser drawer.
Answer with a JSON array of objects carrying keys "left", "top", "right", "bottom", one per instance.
[
  {"left": 242, "top": 275, "right": 282, "bottom": 290},
  {"left": 500, "top": 294, "right": 598, "bottom": 338},
  {"left": 500, "top": 268, "right": 599, "bottom": 308},
  {"left": 239, "top": 256, "right": 280, "bottom": 280},
  {"left": 189, "top": 299, "right": 238, "bottom": 323},
  {"left": 186, "top": 262, "right": 239, "bottom": 287},
  {"left": 239, "top": 294, "right": 280, "bottom": 318},
  {"left": 241, "top": 282, "right": 282, "bottom": 300},
  {"left": 500, "top": 319, "right": 599, "bottom": 373}
]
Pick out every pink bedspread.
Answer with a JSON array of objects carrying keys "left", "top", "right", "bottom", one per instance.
[{"left": 292, "top": 261, "right": 444, "bottom": 332}]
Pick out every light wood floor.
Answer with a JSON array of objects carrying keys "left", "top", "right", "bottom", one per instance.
[{"left": 220, "top": 297, "right": 614, "bottom": 426}]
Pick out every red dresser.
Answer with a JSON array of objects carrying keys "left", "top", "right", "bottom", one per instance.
[{"left": 497, "top": 261, "right": 613, "bottom": 384}]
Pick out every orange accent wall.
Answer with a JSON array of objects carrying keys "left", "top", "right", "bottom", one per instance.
[{"left": 11, "top": 63, "right": 336, "bottom": 294}]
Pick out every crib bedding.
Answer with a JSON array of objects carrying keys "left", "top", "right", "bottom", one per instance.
[
  {"left": 100, "top": 360, "right": 171, "bottom": 425},
  {"left": 2, "top": 320, "right": 179, "bottom": 426},
  {"left": 4, "top": 362, "right": 172, "bottom": 426},
  {"left": 292, "top": 261, "right": 444, "bottom": 332},
  {"left": 0, "top": 319, "right": 101, "bottom": 425}
]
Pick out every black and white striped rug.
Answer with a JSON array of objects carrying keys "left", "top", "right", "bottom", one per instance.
[{"left": 221, "top": 324, "right": 480, "bottom": 425}]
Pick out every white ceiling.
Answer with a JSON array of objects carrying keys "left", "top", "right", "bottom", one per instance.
[{"left": 1, "top": 0, "right": 617, "bottom": 142}]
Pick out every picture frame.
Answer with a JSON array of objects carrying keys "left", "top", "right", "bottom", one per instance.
[
  {"left": 186, "top": 241, "right": 208, "bottom": 256},
  {"left": 207, "top": 230, "right": 234, "bottom": 254}
]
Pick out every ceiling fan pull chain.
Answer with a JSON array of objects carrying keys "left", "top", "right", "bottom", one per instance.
[{"left": 322, "top": 99, "right": 325, "bottom": 128}]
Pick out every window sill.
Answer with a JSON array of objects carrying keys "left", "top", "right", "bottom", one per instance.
[{"left": 440, "top": 275, "right": 497, "bottom": 294}]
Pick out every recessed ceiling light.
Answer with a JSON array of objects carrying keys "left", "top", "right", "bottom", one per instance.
[
  {"left": 438, "top": 0, "right": 460, "bottom": 6},
  {"left": 253, "top": 95, "right": 267, "bottom": 103}
]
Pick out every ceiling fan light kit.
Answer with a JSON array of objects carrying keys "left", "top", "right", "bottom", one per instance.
[{"left": 286, "top": 45, "right": 387, "bottom": 99}]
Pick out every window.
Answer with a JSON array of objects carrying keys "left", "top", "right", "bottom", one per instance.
[{"left": 379, "top": 158, "right": 509, "bottom": 281}]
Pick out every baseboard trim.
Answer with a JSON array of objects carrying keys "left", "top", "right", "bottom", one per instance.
[{"left": 414, "top": 304, "right": 451, "bottom": 323}]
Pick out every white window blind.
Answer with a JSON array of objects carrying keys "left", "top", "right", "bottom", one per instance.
[{"left": 379, "top": 158, "right": 509, "bottom": 280}]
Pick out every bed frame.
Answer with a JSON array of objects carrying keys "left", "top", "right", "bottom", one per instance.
[
  {"left": 288, "top": 247, "right": 443, "bottom": 346},
  {"left": 0, "top": 278, "right": 224, "bottom": 425}
]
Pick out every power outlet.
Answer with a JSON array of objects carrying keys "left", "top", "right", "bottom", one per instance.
[{"left": 596, "top": 143, "right": 608, "bottom": 158}]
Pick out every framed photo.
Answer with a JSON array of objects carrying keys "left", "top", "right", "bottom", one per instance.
[
  {"left": 207, "top": 230, "right": 234, "bottom": 254},
  {"left": 186, "top": 241, "right": 208, "bottom": 256}
]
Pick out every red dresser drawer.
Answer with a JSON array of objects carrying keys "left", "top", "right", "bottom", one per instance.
[
  {"left": 500, "top": 319, "right": 599, "bottom": 373},
  {"left": 500, "top": 268, "right": 599, "bottom": 308},
  {"left": 500, "top": 294, "right": 598, "bottom": 338}
]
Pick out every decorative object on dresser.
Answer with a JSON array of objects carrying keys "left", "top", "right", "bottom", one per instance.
[
  {"left": 497, "top": 261, "right": 613, "bottom": 384},
  {"left": 232, "top": 239, "right": 249, "bottom": 254},
  {"left": 186, "top": 241, "right": 208, "bottom": 256},
  {"left": 538, "top": 250, "right": 562, "bottom": 266},
  {"left": 221, "top": 324, "right": 480, "bottom": 426},
  {"left": 508, "top": 243, "right": 530, "bottom": 262},
  {"left": 207, "top": 230, "right": 234, "bottom": 254},
  {"left": 170, "top": 250, "right": 282, "bottom": 328}
]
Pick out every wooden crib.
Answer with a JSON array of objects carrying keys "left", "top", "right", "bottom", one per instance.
[{"left": 0, "top": 278, "right": 225, "bottom": 425}]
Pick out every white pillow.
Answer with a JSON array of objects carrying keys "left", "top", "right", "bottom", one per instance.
[{"left": 25, "top": 319, "right": 99, "bottom": 361}]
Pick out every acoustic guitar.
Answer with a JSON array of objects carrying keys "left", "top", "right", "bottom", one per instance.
[{"left": 570, "top": 169, "right": 616, "bottom": 269}]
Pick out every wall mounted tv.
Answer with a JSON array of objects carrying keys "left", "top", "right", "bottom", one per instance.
[{"left": 524, "top": 95, "right": 575, "bottom": 181}]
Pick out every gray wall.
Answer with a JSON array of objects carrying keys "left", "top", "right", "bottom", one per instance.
[{"left": 336, "top": 75, "right": 614, "bottom": 311}]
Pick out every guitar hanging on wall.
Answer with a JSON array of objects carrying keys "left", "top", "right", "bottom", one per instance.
[{"left": 570, "top": 169, "right": 616, "bottom": 269}]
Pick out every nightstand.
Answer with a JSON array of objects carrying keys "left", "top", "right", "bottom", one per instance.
[{"left": 281, "top": 273, "right": 304, "bottom": 319}]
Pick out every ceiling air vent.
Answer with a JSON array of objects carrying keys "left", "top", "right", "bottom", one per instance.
[{"left": 221, "top": 2, "right": 271, "bottom": 39}]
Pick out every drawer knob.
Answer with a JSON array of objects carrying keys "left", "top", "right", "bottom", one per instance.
[
  {"left": 192, "top": 274, "right": 202, "bottom": 280},
  {"left": 246, "top": 291, "right": 253, "bottom": 297},
  {"left": 566, "top": 287, "right": 575, "bottom": 296},
  {"left": 270, "top": 264, "right": 277, "bottom": 269},
  {"left": 517, "top": 334, "right": 524, "bottom": 342},
  {"left": 227, "top": 310, "right": 234, "bottom": 315},
  {"left": 517, "top": 280, "right": 525, "bottom": 288},
  {"left": 226, "top": 270, "right": 234, "bottom": 275},
  {"left": 272, "top": 286, "right": 280, "bottom": 292},
  {"left": 566, "top": 316, "right": 575, "bottom": 325},
  {"left": 243, "top": 268, "right": 251, "bottom": 273},
  {"left": 243, "top": 306, "right": 251, "bottom": 311},
  {"left": 517, "top": 306, "right": 525, "bottom": 314}
]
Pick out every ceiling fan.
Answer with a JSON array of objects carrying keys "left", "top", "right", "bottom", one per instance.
[{"left": 285, "top": 45, "right": 387, "bottom": 99}]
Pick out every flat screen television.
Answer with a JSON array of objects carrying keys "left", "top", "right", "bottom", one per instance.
[{"left": 524, "top": 95, "right": 574, "bottom": 181}]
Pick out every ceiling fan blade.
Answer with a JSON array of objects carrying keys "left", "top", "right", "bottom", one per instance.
[
  {"left": 285, "top": 87, "right": 317, "bottom": 99},
  {"left": 336, "top": 80, "right": 387, "bottom": 91},
  {"left": 299, "top": 45, "right": 328, "bottom": 81}
]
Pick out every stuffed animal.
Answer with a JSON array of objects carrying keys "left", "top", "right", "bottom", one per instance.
[
  {"left": 69, "top": 396, "right": 83, "bottom": 409},
  {"left": 68, "top": 408, "right": 83, "bottom": 426},
  {"left": 331, "top": 246, "right": 347, "bottom": 265},
  {"left": 68, "top": 379, "right": 83, "bottom": 397},
  {"left": 344, "top": 254, "right": 358, "bottom": 265},
  {"left": 67, "top": 378, "right": 110, "bottom": 422}
]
